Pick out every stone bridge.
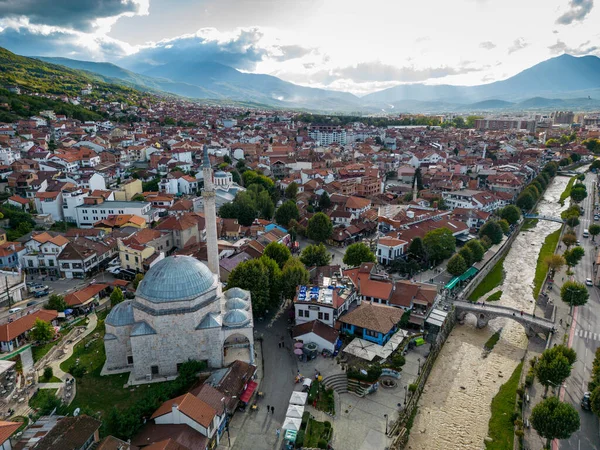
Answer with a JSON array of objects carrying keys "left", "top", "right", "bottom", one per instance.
[
  {"left": 523, "top": 214, "right": 564, "bottom": 224},
  {"left": 454, "top": 301, "right": 555, "bottom": 337}
]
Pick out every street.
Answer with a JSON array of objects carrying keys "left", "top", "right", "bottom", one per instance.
[{"left": 562, "top": 172, "right": 600, "bottom": 450}]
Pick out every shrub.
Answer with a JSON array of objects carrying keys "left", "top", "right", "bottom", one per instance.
[
  {"left": 69, "top": 365, "right": 87, "bottom": 378},
  {"left": 391, "top": 353, "right": 406, "bottom": 369},
  {"left": 318, "top": 439, "right": 328, "bottom": 448},
  {"left": 324, "top": 420, "right": 332, "bottom": 429},
  {"left": 301, "top": 411, "right": 310, "bottom": 429},
  {"left": 295, "top": 430, "right": 305, "bottom": 448},
  {"left": 409, "top": 383, "right": 417, "bottom": 393},
  {"left": 43, "top": 367, "right": 53, "bottom": 380}
]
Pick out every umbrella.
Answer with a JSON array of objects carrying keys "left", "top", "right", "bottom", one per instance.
[
  {"left": 294, "top": 349, "right": 303, "bottom": 355},
  {"left": 294, "top": 342, "right": 304, "bottom": 349}
]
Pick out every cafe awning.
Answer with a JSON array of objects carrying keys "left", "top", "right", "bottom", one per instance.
[
  {"left": 458, "top": 266, "right": 478, "bottom": 281},
  {"left": 444, "top": 277, "right": 460, "bottom": 290},
  {"left": 239, "top": 380, "right": 258, "bottom": 403}
]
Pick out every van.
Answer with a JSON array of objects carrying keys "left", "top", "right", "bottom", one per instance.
[
  {"left": 583, "top": 229, "right": 590, "bottom": 238},
  {"left": 8, "top": 307, "right": 22, "bottom": 314}
]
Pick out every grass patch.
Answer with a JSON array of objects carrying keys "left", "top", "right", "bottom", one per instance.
[
  {"left": 522, "top": 218, "right": 538, "bottom": 231},
  {"left": 39, "top": 375, "right": 62, "bottom": 383},
  {"left": 12, "top": 416, "right": 28, "bottom": 433},
  {"left": 484, "top": 330, "right": 502, "bottom": 351},
  {"left": 485, "top": 362, "right": 523, "bottom": 450},
  {"left": 28, "top": 388, "right": 57, "bottom": 410},
  {"left": 469, "top": 256, "right": 506, "bottom": 301},
  {"left": 532, "top": 229, "right": 561, "bottom": 300},
  {"left": 307, "top": 380, "right": 335, "bottom": 415},
  {"left": 559, "top": 176, "right": 577, "bottom": 206},
  {"left": 304, "top": 418, "right": 332, "bottom": 448},
  {"left": 32, "top": 340, "right": 61, "bottom": 363},
  {"left": 487, "top": 290, "right": 502, "bottom": 301}
]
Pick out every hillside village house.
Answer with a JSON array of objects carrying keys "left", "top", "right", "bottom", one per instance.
[
  {"left": 22, "top": 232, "right": 70, "bottom": 276},
  {"left": 0, "top": 310, "right": 58, "bottom": 353}
]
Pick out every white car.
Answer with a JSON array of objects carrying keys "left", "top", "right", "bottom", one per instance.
[
  {"left": 586, "top": 278, "right": 593, "bottom": 286},
  {"left": 107, "top": 266, "right": 121, "bottom": 275},
  {"left": 108, "top": 257, "right": 120, "bottom": 267}
]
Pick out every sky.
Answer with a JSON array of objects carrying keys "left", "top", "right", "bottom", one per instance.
[{"left": 0, "top": 0, "right": 598, "bottom": 95}]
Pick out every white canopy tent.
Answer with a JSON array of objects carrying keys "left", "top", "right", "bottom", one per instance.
[
  {"left": 285, "top": 404, "right": 305, "bottom": 419},
  {"left": 289, "top": 391, "right": 308, "bottom": 405},
  {"left": 282, "top": 417, "right": 302, "bottom": 432}
]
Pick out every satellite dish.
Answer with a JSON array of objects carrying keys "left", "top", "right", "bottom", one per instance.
[{"left": 73, "top": 408, "right": 81, "bottom": 417}]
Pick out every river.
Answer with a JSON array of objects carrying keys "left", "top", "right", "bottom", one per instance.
[{"left": 407, "top": 174, "right": 570, "bottom": 450}]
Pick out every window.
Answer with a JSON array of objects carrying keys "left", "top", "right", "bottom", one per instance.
[
  {"left": 151, "top": 365, "right": 159, "bottom": 375},
  {"left": 125, "top": 255, "right": 129, "bottom": 261},
  {"left": 49, "top": 260, "right": 54, "bottom": 267},
  {"left": 127, "top": 356, "right": 133, "bottom": 365},
  {"left": 324, "top": 313, "right": 330, "bottom": 321},
  {"left": 318, "top": 312, "right": 323, "bottom": 320},
  {"left": 365, "top": 329, "right": 379, "bottom": 338},
  {"left": 27, "top": 260, "right": 33, "bottom": 268},
  {"left": 298, "top": 309, "right": 304, "bottom": 318}
]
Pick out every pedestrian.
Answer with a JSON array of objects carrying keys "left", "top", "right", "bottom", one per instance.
[
  {"left": 560, "top": 318, "right": 563, "bottom": 325},
  {"left": 271, "top": 406, "right": 274, "bottom": 414},
  {"left": 267, "top": 404, "right": 270, "bottom": 413},
  {"left": 276, "top": 428, "right": 281, "bottom": 438}
]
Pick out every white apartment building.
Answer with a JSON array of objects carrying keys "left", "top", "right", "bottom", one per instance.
[
  {"left": 75, "top": 200, "right": 156, "bottom": 228},
  {"left": 309, "top": 127, "right": 347, "bottom": 146}
]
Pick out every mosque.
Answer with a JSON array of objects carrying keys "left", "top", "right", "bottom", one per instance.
[{"left": 102, "top": 147, "right": 254, "bottom": 383}]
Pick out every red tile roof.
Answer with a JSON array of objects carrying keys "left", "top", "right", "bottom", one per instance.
[{"left": 0, "top": 310, "right": 58, "bottom": 342}]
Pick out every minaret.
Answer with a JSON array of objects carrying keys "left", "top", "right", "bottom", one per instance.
[
  {"left": 202, "top": 145, "right": 220, "bottom": 276},
  {"left": 412, "top": 176, "right": 418, "bottom": 202}
]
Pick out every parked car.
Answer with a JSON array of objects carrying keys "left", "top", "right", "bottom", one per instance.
[
  {"left": 26, "top": 301, "right": 37, "bottom": 307},
  {"left": 108, "top": 257, "right": 120, "bottom": 267},
  {"left": 34, "top": 288, "right": 50, "bottom": 298},
  {"left": 586, "top": 278, "right": 593, "bottom": 286},
  {"left": 8, "top": 307, "right": 22, "bottom": 314},
  {"left": 107, "top": 266, "right": 121, "bottom": 275}
]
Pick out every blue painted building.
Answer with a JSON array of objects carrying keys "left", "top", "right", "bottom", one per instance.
[{"left": 338, "top": 302, "right": 405, "bottom": 346}]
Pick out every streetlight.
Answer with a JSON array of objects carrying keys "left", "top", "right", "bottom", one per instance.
[
  {"left": 384, "top": 414, "right": 388, "bottom": 434},
  {"left": 404, "top": 385, "right": 408, "bottom": 405},
  {"left": 417, "top": 358, "right": 421, "bottom": 375},
  {"left": 221, "top": 395, "right": 237, "bottom": 447}
]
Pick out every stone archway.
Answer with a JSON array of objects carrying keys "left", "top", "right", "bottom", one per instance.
[{"left": 223, "top": 333, "right": 251, "bottom": 366}]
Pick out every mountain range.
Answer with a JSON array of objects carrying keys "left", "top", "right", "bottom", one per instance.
[{"left": 23, "top": 51, "right": 600, "bottom": 113}]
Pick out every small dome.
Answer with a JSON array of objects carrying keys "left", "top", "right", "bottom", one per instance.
[
  {"left": 225, "top": 288, "right": 250, "bottom": 301},
  {"left": 226, "top": 297, "right": 249, "bottom": 311},
  {"left": 223, "top": 309, "right": 250, "bottom": 328},
  {"left": 214, "top": 171, "right": 228, "bottom": 178},
  {"left": 137, "top": 256, "right": 215, "bottom": 303},
  {"left": 106, "top": 300, "right": 134, "bottom": 327}
]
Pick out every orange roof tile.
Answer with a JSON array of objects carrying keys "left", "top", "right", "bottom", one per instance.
[
  {"left": 151, "top": 393, "right": 217, "bottom": 428},
  {"left": 0, "top": 310, "right": 58, "bottom": 342}
]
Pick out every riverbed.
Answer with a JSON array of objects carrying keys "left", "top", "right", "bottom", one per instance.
[{"left": 407, "top": 174, "right": 570, "bottom": 450}]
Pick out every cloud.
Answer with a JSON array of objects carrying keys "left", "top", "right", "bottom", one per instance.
[
  {"left": 508, "top": 38, "right": 528, "bottom": 54},
  {"left": 0, "top": 0, "right": 147, "bottom": 32},
  {"left": 271, "top": 44, "right": 313, "bottom": 62},
  {"left": 556, "top": 0, "right": 594, "bottom": 24},
  {"left": 0, "top": 21, "right": 132, "bottom": 59},
  {"left": 122, "top": 27, "right": 271, "bottom": 72},
  {"left": 479, "top": 41, "right": 496, "bottom": 50},
  {"left": 548, "top": 39, "right": 599, "bottom": 55}
]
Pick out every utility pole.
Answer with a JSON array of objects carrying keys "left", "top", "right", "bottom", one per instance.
[{"left": 5, "top": 276, "right": 11, "bottom": 309}]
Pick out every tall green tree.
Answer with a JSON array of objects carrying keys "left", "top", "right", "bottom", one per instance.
[
  {"left": 413, "top": 167, "right": 424, "bottom": 191},
  {"left": 479, "top": 221, "right": 504, "bottom": 245},
  {"left": 281, "top": 258, "right": 310, "bottom": 299},
  {"left": 407, "top": 237, "right": 425, "bottom": 260},
  {"left": 274, "top": 200, "right": 300, "bottom": 227},
  {"left": 570, "top": 185, "right": 587, "bottom": 203},
  {"left": 319, "top": 192, "right": 331, "bottom": 210},
  {"left": 110, "top": 287, "right": 125, "bottom": 307},
  {"left": 536, "top": 345, "right": 577, "bottom": 395},
  {"left": 516, "top": 191, "right": 535, "bottom": 210},
  {"left": 133, "top": 274, "right": 144, "bottom": 289},
  {"left": 263, "top": 242, "right": 291, "bottom": 269},
  {"left": 258, "top": 255, "right": 282, "bottom": 306},
  {"left": 307, "top": 213, "right": 333, "bottom": 243},
  {"left": 589, "top": 224, "right": 600, "bottom": 241},
  {"left": 447, "top": 254, "right": 467, "bottom": 276},
  {"left": 300, "top": 243, "right": 331, "bottom": 267},
  {"left": 564, "top": 247, "right": 585, "bottom": 269},
  {"left": 562, "top": 232, "right": 577, "bottom": 249},
  {"left": 560, "top": 280, "right": 589, "bottom": 309},
  {"left": 30, "top": 318, "right": 54, "bottom": 342},
  {"left": 458, "top": 247, "right": 473, "bottom": 266},
  {"left": 45, "top": 294, "right": 67, "bottom": 312},
  {"left": 500, "top": 205, "right": 521, "bottom": 225},
  {"left": 343, "top": 243, "right": 376, "bottom": 267},
  {"left": 530, "top": 397, "right": 580, "bottom": 448},
  {"left": 285, "top": 182, "right": 298, "bottom": 200},
  {"left": 423, "top": 228, "right": 456, "bottom": 263},
  {"left": 465, "top": 240, "right": 485, "bottom": 262},
  {"left": 227, "top": 259, "right": 271, "bottom": 313},
  {"left": 497, "top": 219, "right": 510, "bottom": 235}
]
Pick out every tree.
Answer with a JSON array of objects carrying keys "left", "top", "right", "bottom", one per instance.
[
  {"left": 565, "top": 216, "right": 580, "bottom": 228},
  {"left": 343, "top": 243, "right": 376, "bottom": 267},
  {"left": 407, "top": 237, "right": 425, "bottom": 260},
  {"left": 570, "top": 185, "right": 587, "bottom": 203},
  {"left": 281, "top": 258, "right": 310, "bottom": 299},
  {"left": 274, "top": 200, "right": 300, "bottom": 227},
  {"left": 318, "top": 192, "right": 331, "bottom": 210},
  {"left": 458, "top": 247, "right": 473, "bottom": 266},
  {"left": 133, "top": 274, "right": 144, "bottom": 289},
  {"left": 423, "top": 228, "right": 456, "bottom": 263},
  {"left": 544, "top": 254, "right": 565, "bottom": 277},
  {"left": 223, "top": 155, "right": 232, "bottom": 164},
  {"left": 560, "top": 280, "right": 589, "bottom": 309},
  {"left": 500, "top": 205, "right": 521, "bottom": 225},
  {"left": 530, "top": 397, "right": 580, "bottom": 448},
  {"left": 562, "top": 232, "right": 577, "bottom": 249},
  {"left": 447, "top": 254, "right": 467, "bottom": 276},
  {"left": 536, "top": 345, "right": 577, "bottom": 395},
  {"left": 465, "top": 240, "right": 485, "bottom": 262},
  {"left": 591, "top": 159, "right": 600, "bottom": 170},
  {"left": 258, "top": 255, "right": 282, "bottom": 306},
  {"left": 413, "top": 167, "right": 424, "bottom": 191},
  {"left": 564, "top": 247, "right": 585, "bottom": 269},
  {"left": 307, "top": 213, "right": 333, "bottom": 243},
  {"left": 30, "top": 318, "right": 54, "bottom": 342},
  {"left": 516, "top": 192, "right": 535, "bottom": 211},
  {"left": 300, "top": 243, "right": 331, "bottom": 267},
  {"left": 227, "top": 259, "right": 271, "bottom": 313},
  {"left": 285, "top": 182, "right": 298, "bottom": 200},
  {"left": 110, "top": 287, "right": 125, "bottom": 307},
  {"left": 46, "top": 294, "right": 67, "bottom": 312},
  {"left": 480, "top": 221, "right": 503, "bottom": 245},
  {"left": 43, "top": 366, "right": 53, "bottom": 381},
  {"left": 263, "top": 242, "right": 291, "bottom": 269},
  {"left": 131, "top": 193, "right": 145, "bottom": 201},
  {"left": 589, "top": 224, "right": 600, "bottom": 241},
  {"left": 497, "top": 219, "right": 510, "bottom": 235}
]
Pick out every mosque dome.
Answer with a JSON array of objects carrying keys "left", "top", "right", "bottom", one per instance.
[
  {"left": 224, "top": 288, "right": 250, "bottom": 302},
  {"left": 223, "top": 309, "right": 251, "bottom": 328},
  {"left": 214, "top": 171, "right": 228, "bottom": 178},
  {"left": 225, "top": 297, "right": 250, "bottom": 311},
  {"left": 136, "top": 256, "right": 215, "bottom": 303}
]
